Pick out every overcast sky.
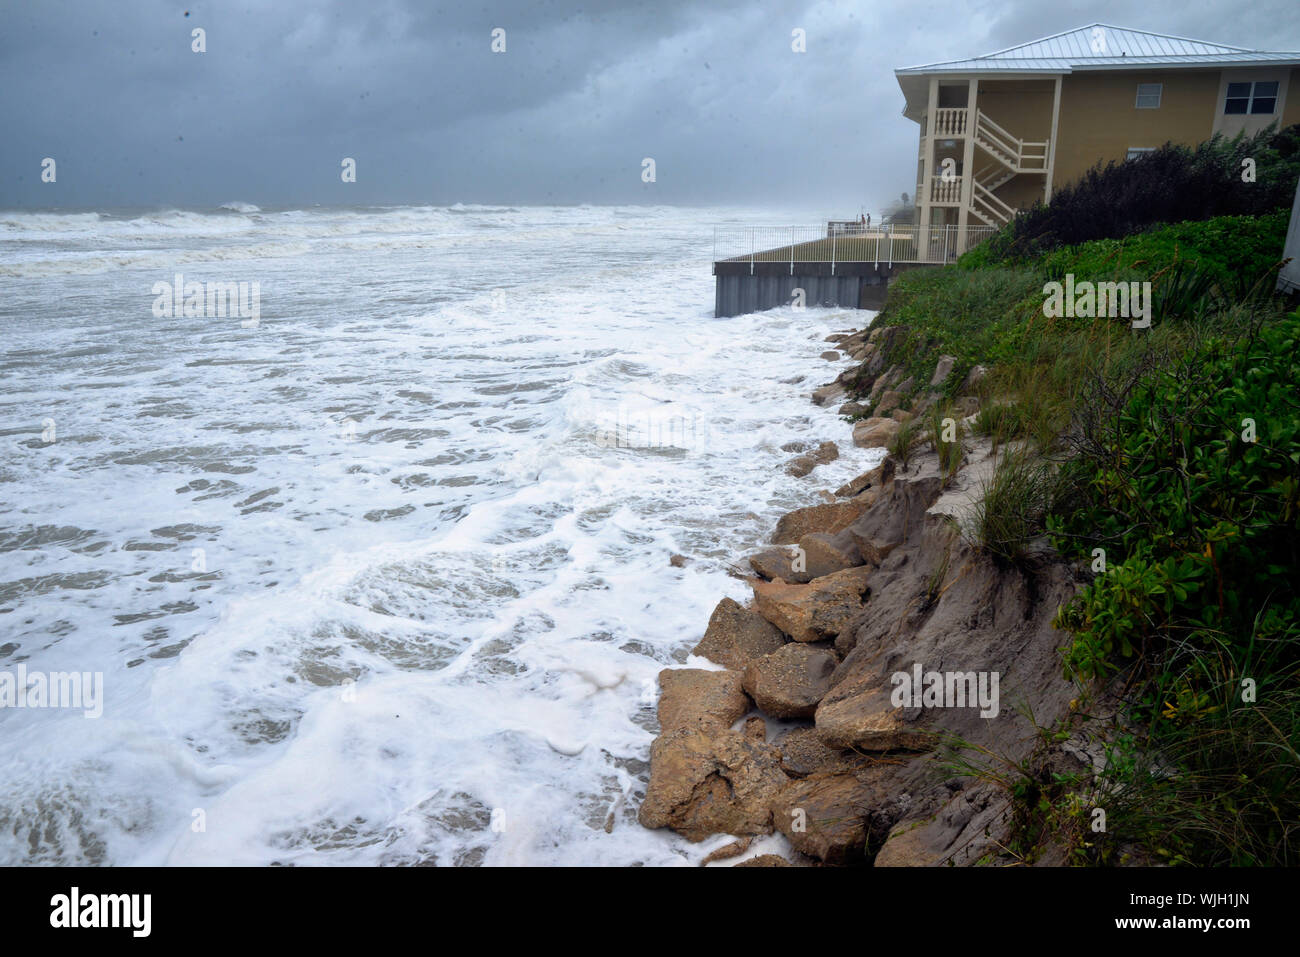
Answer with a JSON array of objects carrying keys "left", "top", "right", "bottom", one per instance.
[{"left": 3, "top": 0, "right": 1299, "bottom": 213}]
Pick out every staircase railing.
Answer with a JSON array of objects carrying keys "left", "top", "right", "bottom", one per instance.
[
  {"left": 971, "top": 181, "right": 1016, "bottom": 226},
  {"left": 974, "top": 110, "right": 1049, "bottom": 171},
  {"left": 975, "top": 164, "right": 1014, "bottom": 191}
]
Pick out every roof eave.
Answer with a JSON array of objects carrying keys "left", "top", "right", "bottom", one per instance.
[
  {"left": 1070, "top": 56, "right": 1300, "bottom": 70},
  {"left": 897, "top": 56, "right": 1300, "bottom": 76},
  {"left": 896, "top": 66, "right": 1068, "bottom": 75}
]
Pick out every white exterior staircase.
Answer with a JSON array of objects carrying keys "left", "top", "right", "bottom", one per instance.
[{"left": 963, "top": 111, "right": 1050, "bottom": 226}]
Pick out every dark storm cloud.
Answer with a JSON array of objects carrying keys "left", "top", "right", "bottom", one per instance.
[{"left": 1, "top": 0, "right": 1298, "bottom": 211}]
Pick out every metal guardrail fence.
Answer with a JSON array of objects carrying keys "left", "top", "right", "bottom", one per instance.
[
  {"left": 712, "top": 224, "right": 996, "bottom": 270},
  {"left": 827, "top": 220, "right": 875, "bottom": 236}
]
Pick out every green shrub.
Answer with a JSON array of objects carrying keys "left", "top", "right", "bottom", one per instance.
[
  {"left": 1033, "top": 211, "right": 1289, "bottom": 297},
  {"left": 1077, "top": 634, "right": 1300, "bottom": 866},
  {"left": 972, "top": 124, "right": 1300, "bottom": 262},
  {"left": 1051, "top": 311, "right": 1300, "bottom": 682},
  {"left": 857, "top": 212, "right": 1286, "bottom": 414}
]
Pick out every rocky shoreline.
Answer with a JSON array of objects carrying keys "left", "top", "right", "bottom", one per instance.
[{"left": 638, "top": 323, "right": 1090, "bottom": 866}]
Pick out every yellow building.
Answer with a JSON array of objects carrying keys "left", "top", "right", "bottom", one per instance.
[{"left": 897, "top": 24, "right": 1300, "bottom": 231}]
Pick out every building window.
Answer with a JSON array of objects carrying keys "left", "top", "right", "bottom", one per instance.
[
  {"left": 1251, "top": 81, "right": 1279, "bottom": 113},
  {"left": 1127, "top": 148, "right": 1155, "bottom": 160},
  {"left": 1135, "top": 83, "right": 1162, "bottom": 108},
  {"left": 1225, "top": 80, "right": 1280, "bottom": 115}
]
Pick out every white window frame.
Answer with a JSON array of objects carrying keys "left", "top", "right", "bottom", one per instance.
[
  {"left": 1135, "top": 83, "right": 1162, "bottom": 109},
  {"left": 1126, "top": 148, "right": 1155, "bottom": 160}
]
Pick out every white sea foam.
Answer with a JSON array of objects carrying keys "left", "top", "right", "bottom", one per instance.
[{"left": 0, "top": 204, "right": 878, "bottom": 865}]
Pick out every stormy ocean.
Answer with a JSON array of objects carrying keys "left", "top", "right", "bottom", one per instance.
[{"left": 0, "top": 203, "right": 882, "bottom": 865}]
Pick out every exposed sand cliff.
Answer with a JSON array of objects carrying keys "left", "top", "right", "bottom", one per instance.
[{"left": 638, "top": 325, "right": 1090, "bottom": 866}]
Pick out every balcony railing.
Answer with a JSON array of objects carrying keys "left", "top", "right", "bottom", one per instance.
[
  {"left": 932, "top": 107, "right": 969, "bottom": 136},
  {"left": 930, "top": 175, "right": 963, "bottom": 204}
]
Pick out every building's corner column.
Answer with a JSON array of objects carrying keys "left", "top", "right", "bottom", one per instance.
[
  {"left": 956, "top": 77, "right": 978, "bottom": 249},
  {"left": 920, "top": 75, "right": 940, "bottom": 255},
  {"left": 1045, "top": 74, "right": 1063, "bottom": 202}
]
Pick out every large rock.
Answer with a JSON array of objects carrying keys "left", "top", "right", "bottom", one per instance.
[
  {"left": 814, "top": 680, "right": 939, "bottom": 751},
  {"left": 742, "top": 643, "right": 838, "bottom": 719},
  {"left": 800, "top": 532, "right": 862, "bottom": 574},
  {"left": 930, "top": 355, "right": 956, "bottom": 387},
  {"left": 772, "top": 499, "right": 872, "bottom": 544},
  {"left": 748, "top": 546, "right": 801, "bottom": 582},
  {"left": 835, "top": 457, "right": 895, "bottom": 498},
  {"left": 692, "top": 597, "right": 787, "bottom": 670},
  {"left": 868, "top": 365, "right": 901, "bottom": 403},
  {"left": 770, "top": 771, "right": 893, "bottom": 865},
  {"left": 855, "top": 343, "right": 882, "bottom": 372},
  {"left": 638, "top": 717, "right": 787, "bottom": 841},
  {"left": 875, "top": 390, "right": 902, "bottom": 415},
  {"left": 785, "top": 440, "right": 839, "bottom": 478},
  {"left": 774, "top": 726, "right": 872, "bottom": 778},
  {"left": 837, "top": 329, "right": 868, "bottom": 351},
  {"left": 751, "top": 566, "right": 871, "bottom": 643},
  {"left": 811, "top": 383, "right": 846, "bottom": 407},
  {"left": 656, "top": 668, "right": 749, "bottom": 733},
  {"left": 734, "top": 854, "right": 791, "bottom": 867},
  {"left": 852, "top": 416, "right": 900, "bottom": 449},
  {"left": 749, "top": 531, "right": 860, "bottom": 584},
  {"left": 874, "top": 784, "right": 1008, "bottom": 867}
]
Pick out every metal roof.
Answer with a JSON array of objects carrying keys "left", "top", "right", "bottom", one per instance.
[{"left": 896, "top": 24, "right": 1300, "bottom": 75}]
